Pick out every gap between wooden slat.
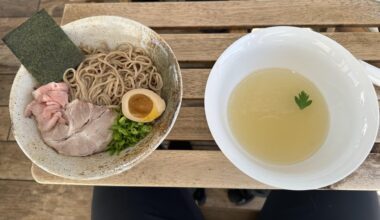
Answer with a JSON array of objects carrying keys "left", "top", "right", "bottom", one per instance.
[{"left": 61, "top": 1, "right": 380, "bottom": 28}]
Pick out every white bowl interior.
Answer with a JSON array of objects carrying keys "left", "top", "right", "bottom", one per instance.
[
  {"left": 10, "top": 16, "right": 182, "bottom": 180},
  {"left": 205, "top": 27, "right": 379, "bottom": 190}
]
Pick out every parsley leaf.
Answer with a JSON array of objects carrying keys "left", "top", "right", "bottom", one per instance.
[{"left": 294, "top": 90, "right": 312, "bottom": 110}]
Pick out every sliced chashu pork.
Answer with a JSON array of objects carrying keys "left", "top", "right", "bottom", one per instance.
[
  {"left": 25, "top": 82, "right": 68, "bottom": 131},
  {"left": 42, "top": 99, "right": 116, "bottom": 156}
]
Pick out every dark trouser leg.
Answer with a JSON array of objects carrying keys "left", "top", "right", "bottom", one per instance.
[
  {"left": 259, "top": 190, "right": 380, "bottom": 220},
  {"left": 92, "top": 186, "right": 204, "bottom": 220}
]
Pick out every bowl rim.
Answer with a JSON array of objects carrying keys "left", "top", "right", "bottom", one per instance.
[
  {"left": 10, "top": 15, "right": 183, "bottom": 180},
  {"left": 204, "top": 26, "right": 379, "bottom": 190}
]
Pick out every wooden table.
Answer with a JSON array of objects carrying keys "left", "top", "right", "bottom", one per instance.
[{"left": 12, "top": 1, "right": 380, "bottom": 190}]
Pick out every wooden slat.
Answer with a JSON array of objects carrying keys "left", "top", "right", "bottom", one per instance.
[
  {"left": 5, "top": 104, "right": 380, "bottom": 143},
  {"left": 1, "top": 125, "right": 379, "bottom": 185},
  {"left": 8, "top": 128, "right": 15, "bottom": 141},
  {"left": 167, "top": 107, "right": 211, "bottom": 140},
  {"left": 0, "top": 74, "right": 13, "bottom": 105},
  {"left": 204, "top": 189, "right": 265, "bottom": 210},
  {"left": 40, "top": 0, "right": 86, "bottom": 17},
  {"left": 0, "top": 17, "right": 61, "bottom": 38},
  {"left": 0, "top": 44, "right": 19, "bottom": 74},
  {"left": 32, "top": 150, "right": 270, "bottom": 188},
  {"left": 1, "top": 106, "right": 211, "bottom": 141},
  {"left": 162, "top": 33, "right": 242, "bottom": 62},
  {"left": 165, "top": 32, "right": 380, "bottom": 62},
  {"left": 0, "top": 179, "right": 259, "bottom": 220},
  {"left": 0, "top": 17, "right": 29, "bottom": 38},
  {"left": 61, "top": 1, "right": 380, "bottom": 28},
  {"left": 325, "top": 32, "right": 380, "bottom": 62},
  {"left": 0, "top": 141, "right": 32, "bottom": 180},
  {"left": 201, "top": 207, "right": 258, "bottom": 220},
  {"left": 39, "top": 0, "right": 123, "bottom": 17},
  {"left": 1, "top": 32, "right": 380, "bottom": 73},
  {"left": 0, "top": 0, "right": 39, "bottom": 18},
  {"left": 182, "top": 69, "right": 208, "bottom": 99},
  {"left": 372, "top": 143, "right": 380, "bottom": 153},
  {"left": 3, "top": 70, "right": 379, "bottom": 107},
  {"left": 167, "top": 106, "right": 380, "bottom": 142},
  {"left": 0, "top": 180, "right": 92, "bottom": 219},
  {"left": 0, "top": 107, "right": 10, "bottom": 141},
  {"left": 1, "top": 68, "right": 380, "bottom": 103},
  {"left": 31, "top": 150, "right": 380, "bottom": 190},
  {"left": 330, "top": 153, "right": 380, "bottom": 190}
]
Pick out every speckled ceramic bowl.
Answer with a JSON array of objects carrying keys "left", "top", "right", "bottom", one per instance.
[{"left": 9, "top": 16, "right": 182, "bottom": 180}]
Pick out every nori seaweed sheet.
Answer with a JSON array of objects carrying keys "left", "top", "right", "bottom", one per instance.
[{"left": 2, "top": 9, "right": 84, "bottom": 84}]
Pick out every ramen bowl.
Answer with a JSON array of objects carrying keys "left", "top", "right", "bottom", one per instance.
[
  {"left": 10, "top": 16, "right": 182, "bottom": 180},
  {"left": 205, "top": 26, "right": 379, "bottom": 190}
]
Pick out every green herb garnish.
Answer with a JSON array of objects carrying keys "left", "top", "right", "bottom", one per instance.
[
  {"left": 107, "top": 113, "right": 152, "bottom": 155},
  {"left": 294, "top": 90, "right": 312, "bottom": 110}
]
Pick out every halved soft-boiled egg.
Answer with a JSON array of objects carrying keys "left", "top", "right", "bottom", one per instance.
[{"left": 121, "top": 88, "right": 166, "bottom": 123}]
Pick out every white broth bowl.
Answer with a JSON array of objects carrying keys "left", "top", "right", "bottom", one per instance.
[
  {"left": 205, "top": 26, "right": 379, "bottom": 190},
  {"left": 10, "top": 16, "right": 182, "bottom": 180}
]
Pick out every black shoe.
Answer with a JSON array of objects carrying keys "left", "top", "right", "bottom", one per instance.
[
  {"left": 193, "top": 188, "right": 206, "bottom": 206},
  {"left": 227, "top": 189, "right": 255, "bottom": 206}
]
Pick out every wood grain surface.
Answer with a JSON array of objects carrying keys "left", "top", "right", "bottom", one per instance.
[
  {"left": 40, "top": 0, "right": 87, "bottom": 17},
  {"left": 0, "top": 107, "right": 10, "bottom": 141},
  {"left": 39, "top": 0, "right": 124, "bottom": 17},
  {"left": 32, "top": 150, "right": 271, "bottom": 188},
  {"left": 7, "top": 128, "right": 15, "bottom": 141},
  {"left": 0, "top": 106, "right": 212, "bottom": 141},
  {"left": 61, "top": 1, "right": 380, "bottom": 28},
  {"left": 0, "top": 179, "right": 260, "bottom": 220},
  {"left": 0, "top": 74, "right": 13, "bottom": 105},
  {"left": 201, "top": 208, "right": 258, "bottom": 220},
  {"left": 1, "top": 1, "right": 379, "bottom": 190},
  {"left": 0, "top": 44, "right": 19, "bottom": 74},
  {"left": 0, "top": 141, "right": 32, "bottom": 180},
  {"left": 0, "top": 0, "right": 39, "bottom": 18},
  {"left": 4, "top": 104, "right": 380, "bottom": 143},
  {"left": 0, "top": 180, "right": 92, "bottom": 220},
  {"left": 0, "top": 17, "right": 29, "bottom": 38},
  {"left": 165, "top": 32, "right": 380, "bottom": 62},
  {"left": 1, "top": 32, "right": 380, "bottom": 73},
  {"left": 0, "top": 17, "right": 61, "bottom": 39},
  {"left": 31, "top": 150, "right": 380, "bottom": 190}
]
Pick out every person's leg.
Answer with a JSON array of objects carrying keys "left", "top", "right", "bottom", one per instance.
[
  {"left": 259, "top": 190, "right": 380, "bottom": 220},
  {"left": 92, "top": 186, "right": 204, "bottom": 220}
]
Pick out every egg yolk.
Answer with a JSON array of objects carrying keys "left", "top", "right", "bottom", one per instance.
[{"left": 128, "top": 94, "right": 153, "bottom": 118}]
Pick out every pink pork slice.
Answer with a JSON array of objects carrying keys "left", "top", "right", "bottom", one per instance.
[
  {"left": 42, "top": 99, "right": 116, "bottom": 156},
  {"left": 25, "top": 82, "right": 69, "bottom": 131}
]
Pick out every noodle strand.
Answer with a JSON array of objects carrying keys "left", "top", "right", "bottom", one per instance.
[{"left": 63, "top": 43, "right": 163, "bottom": 107}]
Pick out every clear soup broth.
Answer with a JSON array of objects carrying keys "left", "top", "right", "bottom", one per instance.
[{"left": 228, "top": 68, "right": 330, "bottom": 165}]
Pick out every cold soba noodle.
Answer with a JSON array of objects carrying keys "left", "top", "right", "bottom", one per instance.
[
  {"left": 63, "top": 43, "right": 163, "bottom": 108},
  {"left": 228, "top": 68, "right": 329, "bottom": 165}
]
